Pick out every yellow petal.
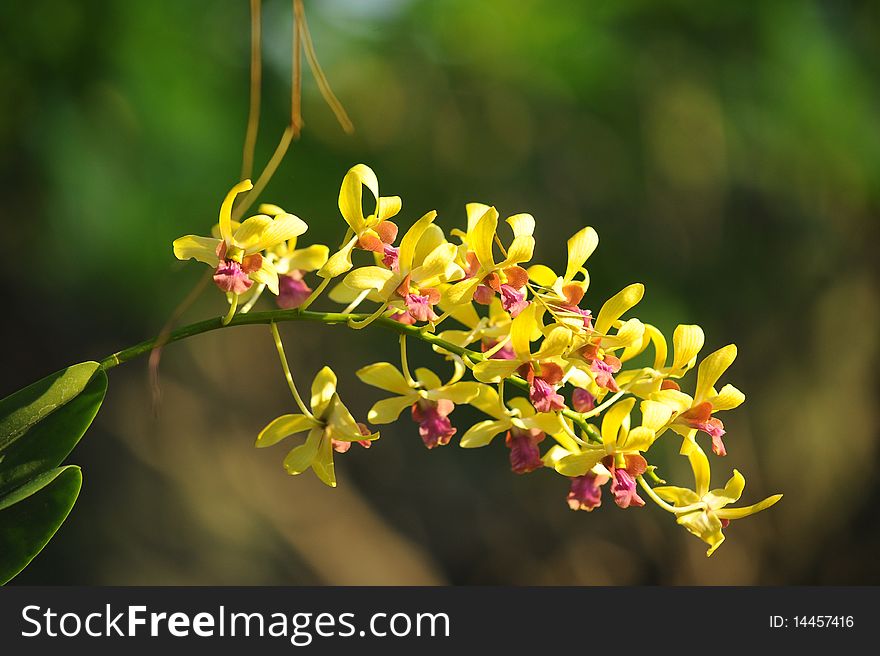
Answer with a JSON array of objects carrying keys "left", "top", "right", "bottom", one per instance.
[
  {"left": 594, "top": 283, "right": 645, "bottom": 335},
  {"left": 503, "top": 213, "right": 536, "bottom": 265},
  {"left": 472, "top": 359, "right": 521, "bottom": 383},
  {"left": 468, "top": 385, "right": 505, "bottom": 419},
  {"left": 250, "top": 257, "right": 279, "bottom": 295},
  {"left": 326, "top": 395, "right": 364, "bottom": 442},
  {"left": 526, "top": 264, "right": 558, "bottom": 288},
  {"left": 318, "top": 236, "right": 358, "bottom": 279},
  {"left": 526, "top": 412, "right": 566, "bottom": 436},
  {"left": 716, "top": 494, "right": 783, "bottom": 520},
  {"left": 507, "top": 396, "right": 535, "bottom": 417},
  {"left": 597, "top": 318, "right": 644, "bottom": 350},
  {"left": 620, "top": 426, "right": 655, "bottom": 452},
  {"left": 172, "top": 235, "right": 221, "bottom": 266},
  {"left": 650, "top": 389, "right": 695, "bottom": 414},
  {"left": 234, "top": 213, "right": 308, "bottom": 254},
  {"left": 367, "top": 395, "right": 414, "bottom": 424},
  {"left": 694, "top": 344, "right": 737, "bottom": 403},
  {"left": 328, "top": 280, "right": 363, "bottom": 303},
  {"left": 646, "top": 324, "right": 669, "bottom": 370},
  {"left": 219, "top": 179, "right": 253, "bottom": 244},
  {"left": 339, "top": 164, "right": 378, "bottom": 234},
  {"left": 399, "top": 211, "right": 438, "bottom": 272},
  {"left": 356, "top": 362, "right": 412, "bottom": 394},
  {"left": 706, "top": 469, "right": 745, "bottom": 508},
  {"left": 413, "top": 224, "right": 446, "bottom": 265},
  {"left": 687, "top": 446, "right": 712, "bottom": 497},
  {"left": 256, "top": 413, "right": 318, "bottom": 448},
  {"left": 310, "top": 366, "right": 338, "bottom": 418},
  {"left": 465, "top": 202, "right": 492, "bottom": 234},
  {"left": 564, "top": 226, "right": 598, "bottom": 282},
  {"left": 414, "top": 367, "right": 443, "bottom": 390},
  {"left": 677, "top": 510, "right": 726, "bottom": 556},
  {"left": 601, "top": 398, "right": 636, "bottom": 448},
  {"left": 460, "top": 419, "right": 509, "bottom": 448},
  {"left": 310, "top": 431, "right": 337, "bottom": 487},
  {"left": 707, "top": 384, "right": 745, "bottom": 411},
  {"left": 640, "top": 400, "right": 673, "bottom": 432},
  {"left": 472, "top": 206, "right": 499, "bottom": 270},
  {"left": 431, "top": 381, "right": 482, "bottom": 404},
  {"left": 283, "top": 427, "right": 322, "bottom": 475},
  {"left": 444, "top": 277, "right": 480, "bottom": 305},
  {"left": 653, "top": 485, "right": 701, "bottom": 506},
  {"left": 343, "top": 265, "right": 396, "bottom": 293},
  {"left": 287, "top": 244, "right": 329, "bottom": 272},
  {"left": 671, "top": 324, "right": 704, "bottom": 372},
  {"left": 555, "top": 449, "right": 605, "bottom": 477},
  {"left": 534, "top": 326, "right": 572, "bottom": 360},
  {"left": 377, "top": 195, "right": 401, "bottom": 222},
  {"left": 511, "top": 302, "right": 541, "bottom": 360},
  {"left": 413, "top": 242, "right": 459, "bottom": 285}
]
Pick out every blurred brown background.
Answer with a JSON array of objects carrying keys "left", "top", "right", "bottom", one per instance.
[{"left": 1, "top": 0, "right": 878, "bottom": 584}]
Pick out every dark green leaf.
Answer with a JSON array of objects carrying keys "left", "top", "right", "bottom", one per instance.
[
  {"left": 0, "top": 362, "right": 101, "bottom": 453},
  {"left": 0, "top": 369, "right": 107, "bottom": 496},
  {"left": 0, "top": 465, "right": 82, "bottom": 585}
]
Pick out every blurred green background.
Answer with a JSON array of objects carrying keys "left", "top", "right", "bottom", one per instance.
[{"left": 2, "top": 0, "right": 878, "bottom": 584}]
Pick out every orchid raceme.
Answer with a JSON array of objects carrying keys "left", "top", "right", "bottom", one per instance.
[
  {"left": 158, "top": 160, "right": 782, "bottom": 557},
  {"left": 256, "top": 366, "right": 377, "bottom": 487}
]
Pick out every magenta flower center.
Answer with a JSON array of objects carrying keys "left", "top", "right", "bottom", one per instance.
[
  {"left": 529, "top": 376, "right": 566, "bottom": 413},
  {"left": 411, "top": 399, "right": 456, "bottom": 449},
  {"left": 277, "top": 272, "right": 312, "bottom": 309}
]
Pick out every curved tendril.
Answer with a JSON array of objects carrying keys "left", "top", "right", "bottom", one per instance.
[{"left": 222, "top": 293, "right": 240, "bottom": 326}]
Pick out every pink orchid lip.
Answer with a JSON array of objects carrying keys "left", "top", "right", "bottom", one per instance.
[
  {"left": 572, "top": 388, "right": 596, "bottom": 413},
  {"left": 382, "top": 244, "right": 400, "bottom": 272},
  {"left": 567, "top": 473, "right": 605, "bottom": 511},
  {"left": 505, "top": 427, "right": 545, "bottom": 474},
  {"left": 680, "top": 402, "right": 727, "bottom": 456},
  {"left": 213, "top": 259, "right": 254, "bottom": 294},
  {"left": 411, "top": 399, "right": 456, "bottom": 449},
  {"left": 499, "top": 284, "right": 529, "bottom": 317},
  {"left": 277, "top": 272, "right": 312, "bottom": 309},
  {"left": 529, "top": 375, "right": 566, "bottom": 413}
]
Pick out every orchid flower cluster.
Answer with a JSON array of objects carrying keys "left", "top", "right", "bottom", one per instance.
[{"left": 173, "top": 164, "right": 781, "bottom": 556}]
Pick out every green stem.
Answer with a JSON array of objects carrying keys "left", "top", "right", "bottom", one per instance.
[
  {"left": 98, "top": 308, "right": 600, "bottom": 443},
  {"left": 270, "top": 322, "right": 313, "bottom": 418}
]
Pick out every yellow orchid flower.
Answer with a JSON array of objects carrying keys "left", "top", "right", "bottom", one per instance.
[
  {"left": 614, "top": 323, "right": 705, "bottom": 397},
  {"left": 256, "top": 366, "right": 378, "bottom": 487},
  {"left": 460, "top": 386, "right": 565, "bottom": 473},
  {"left": 318, "top": 164, "right": 402, "bottom": 279},
  {"left": 565, "top": 283, "right": 646, "bottom": 393},
  {"left": 172, "top": 180, "right": 308, "bottom": 298},
  {"left": 234, "top": 203, "right": 330, "bottom": 312},
  {"left": 543, "top": 397, "right": 673, "bottom": 511},
  {"left": 648, "top": 447, "right": 782, "bottom": 556},
  {"left": 339, "top": 211, "right": 464, "bottom": 327},
  {"left": 527, "top": 226, "right": 599, "bottom": 330},
  {"left": 445, "top": 204, "right": 535, "bottom": 310},
  {"left": 650, "top": 344, "right": 745, "bottom": 456},
  {"left": 356, "top": 360, "right": 483, "bottom": 448},
  {"left": 472, "top": 302, "right": 574, "bottom": 413}
]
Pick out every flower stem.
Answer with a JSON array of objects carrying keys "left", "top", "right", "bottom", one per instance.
[
  {"left": 270, "top": 322, "right": 313, "bottom": 418},
  {"left": 222, "top": 294, "right": 239, "bottom": 326},
  {"left": 399, "top": 334, "right": 416, "bottom": 386},
  {"left": 98, "top": 308, "right": 601, "bottom": 444}
]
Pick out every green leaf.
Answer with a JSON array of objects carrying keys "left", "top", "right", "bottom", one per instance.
[
  {"left": 0, "top": 369, "right": 107, "bottom": 496},
  {"left": 0, "top": 362, "right": 101, "bottom": 453},
  {"left": 0, "top": 465, "right": 82, "bottom": 585}
]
